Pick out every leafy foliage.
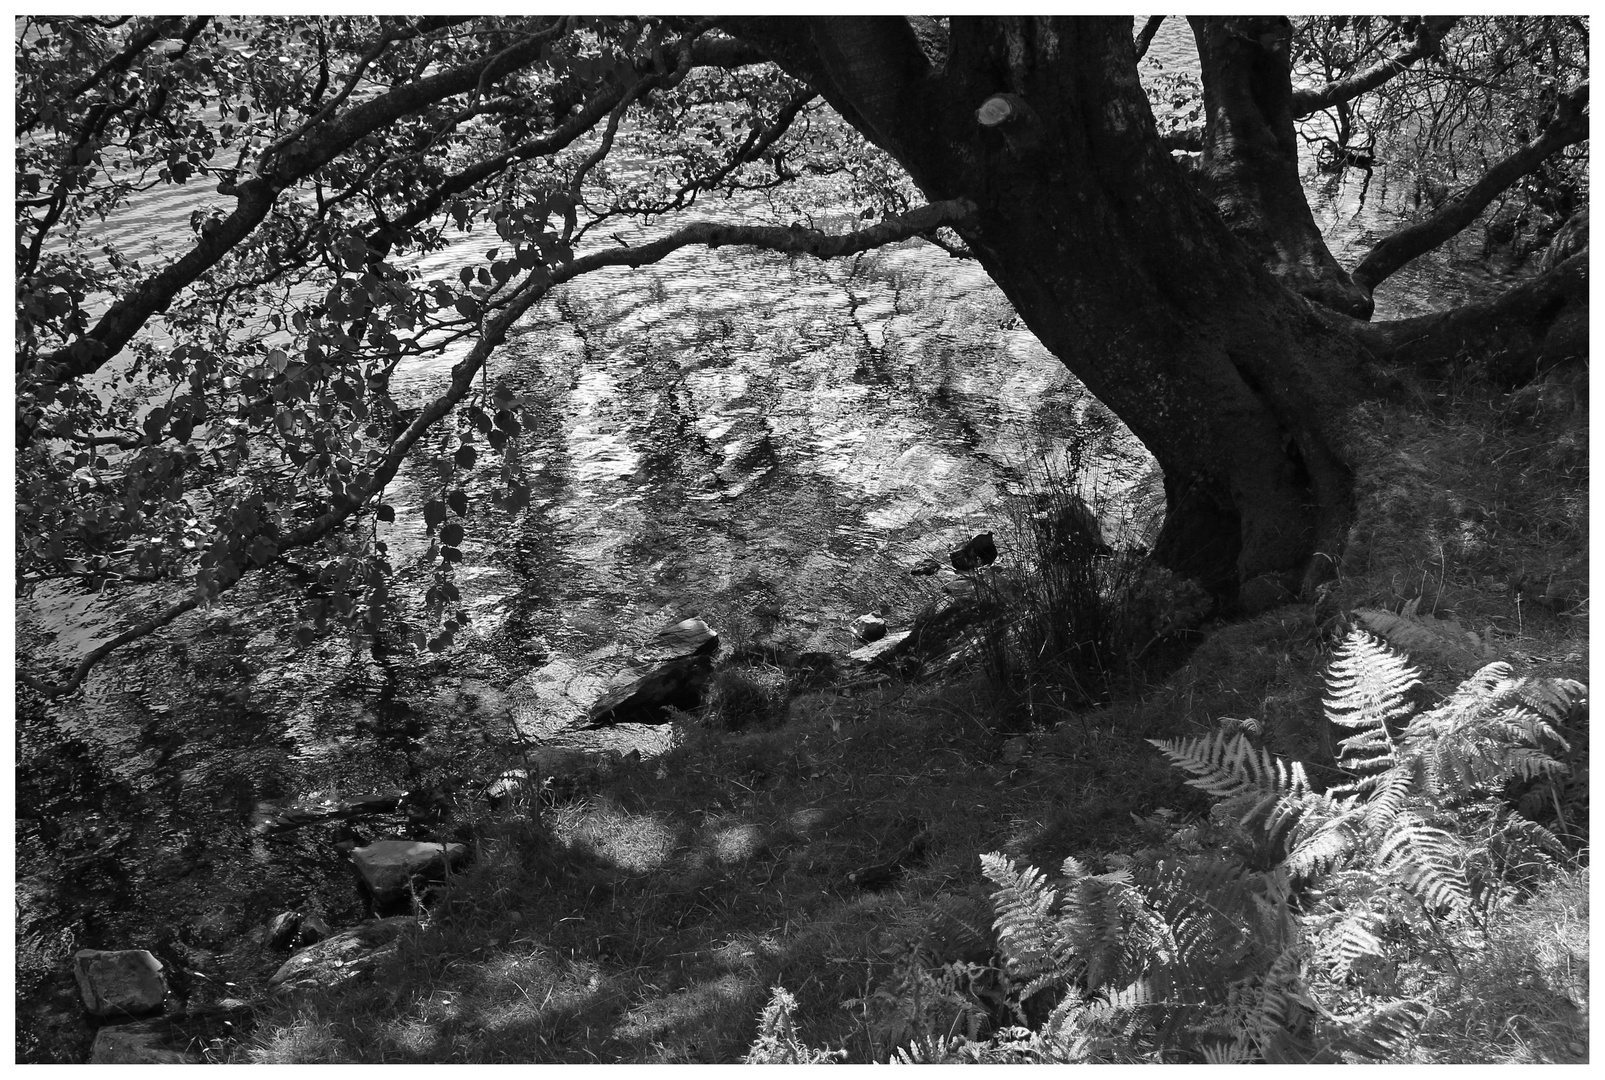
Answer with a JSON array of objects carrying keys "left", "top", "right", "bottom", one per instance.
[{"left": 14, "top": 15, "right": 963, "bottom": 696}]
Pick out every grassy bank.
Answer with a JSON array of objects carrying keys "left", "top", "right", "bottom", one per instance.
[{"left": 241, "top": 371, "right": 1588, "bottom": 1064}]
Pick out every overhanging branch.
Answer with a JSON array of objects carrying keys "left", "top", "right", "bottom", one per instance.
[
  {"left": 1350, "top": 252, "right": 1586, "bottom": 384},
  {"left": 1291, "top": 16, "right": 1459, "bottom": 119},
  {"left": 21, "top": 198, "right": 977, "bottom": 698},
  {"left": 1351, "top": 81, "right": 1589, "bottom": 295}
]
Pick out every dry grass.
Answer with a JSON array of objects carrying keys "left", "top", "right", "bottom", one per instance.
[{"left": 1407, "top": 866, "right": 1589, "bottom": 1063}]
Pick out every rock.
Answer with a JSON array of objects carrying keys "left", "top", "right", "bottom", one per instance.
[
  {"left": 638, "top": 617, "right": 719, "bottom": 663},
  {"left": 584, "top": 655, "right": 713, "bottom": 727},
  {"left": 265, "top": 912, "right": 301, "bottom": 951},
  {"left": 89, "top": 1019, "right": 196, "bottom": 1064},
  {"left": 850, "top": 614, "right": 887, "bottom": 643},
  {"left": 297, "top": 914, "right": 332, "bottom": 948},
  {"left": 73, "top": 949, "right": 166, "bottom": 1018},
  {"left": 190, "top": 908, "right": 235, "bottom": 948},
  {"left": 267, "top": 917, "right": 419, "bottom": 996},
  {"left": 786, "top": 806, "right": 842, "bottom": 840},
  {"left": 1000, "top": 736, "right": 1030, "bottom": 765},
  {"left": 1033, "top": 494, "right": 1112, "bottom": 560},
  {"left": 949, "top": 532, "right": 997, "bottom": 572},
  {"left": 909, "top": 557, "right": 943, "bottom": 576},
  {"left": 942, "top": 578, "right": 978, "bottom": 601},
  {"left": 351, "top": 840, "right": 469, "bottom": 906},
  {"left": 484, "top": 768, "right": 539, "bottom": 810},
  {"left": 848, "top": 630, "right": 910, "bottom": 664}
]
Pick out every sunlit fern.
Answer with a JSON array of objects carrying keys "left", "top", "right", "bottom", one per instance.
[{"left": 748, "top": 629, "right": 1581, "bottom": 1063}]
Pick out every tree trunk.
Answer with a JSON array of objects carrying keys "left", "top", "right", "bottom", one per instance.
[
  {"left": 1189, "top": 17, "right": 1374, "bottom": 319},
  {"left": 730, "top": 16, "right": 1371, "bottom": 608}
]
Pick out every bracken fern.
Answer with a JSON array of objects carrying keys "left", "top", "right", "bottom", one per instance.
[{"left": 747, "top": 628, "right": 1583, "bottom": 1063}]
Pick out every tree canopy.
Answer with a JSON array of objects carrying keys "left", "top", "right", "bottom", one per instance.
[{"left": 14, "top": 15, "right": 1589, "bottom": 697}]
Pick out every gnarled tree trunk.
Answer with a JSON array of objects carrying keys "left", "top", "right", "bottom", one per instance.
[{"left": 730, "top": 16, "right": 1369, "bottom": 608}]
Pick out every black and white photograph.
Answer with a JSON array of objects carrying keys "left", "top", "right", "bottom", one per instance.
[{"left": 13, "top": 14, "right": 1589, "bottom": 1063}]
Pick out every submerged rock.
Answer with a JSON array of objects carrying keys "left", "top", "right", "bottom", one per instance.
[
  {"left": 267, "top": 917, "right": 419, "bottom": 996},
  {"left": 89, "top": 1019, "right": 196, "bottom": 1064},
  {"left": 949, "top": 532, "right": 997, "bottom": 572},
  {"left": 73, "top": 950, "right": 166, "bottom": 1018},
  {"left": 351, "top": 840, "right": 469, "bottom": 906},
  {"left": 909, "top": 556, "right": 943, "bottom": 576}
]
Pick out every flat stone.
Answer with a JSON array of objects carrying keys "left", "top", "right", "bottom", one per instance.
[
  {"left": 73, "top": 949, "right": 166, "bottom": 1018},
  {"left": 90, "top": 1019, "right": 196, "bottom": 1063},
  {"left": 351, "top": 840, "right": 468, "bottom": 905},
  {"left": 848, "top": 630, "right": 910, "bottom": 664},
  {"left": 268, "top": 917, "right": 419, "bottom": 996}
]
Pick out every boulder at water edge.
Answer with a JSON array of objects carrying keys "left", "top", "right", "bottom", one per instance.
[
  {"left": 351, "top": 839, "right": 469, "bottom": 905},
  {"left": 637, "top": 617, "right": 720, "bottom": 662},
  {"left": 73, "top": 949, "right": 166, "bottom": 1017},
  {"left": 265, "top": 911, "right": 301, "bottom": 951},
  {"left": 268, "top": 917, "right": 420, "bottom": 996},
  {"left": 584, "top": 655, "right": 713, "bottom": 727},
  {"left": 851, "top": 614, "right": 887, "bottom": 643}
]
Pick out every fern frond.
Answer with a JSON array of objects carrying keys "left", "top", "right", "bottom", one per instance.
[
  {"left": 981, "top": 852, "right": 1071, "bottom": 984},
  {"left": 1501, "top": 674, "right": 1587, "bottom": 726},
  {"left": 1325, "top": 997, "right": 1430, "bottom": 1060},
  {"left": 1359, "top": 763, "right": 1420, "bottom": 833},
  {"left": 1319, "top": 911, "right": 1386, "bottom": 979},
  {"left": 1286, "top": 811, "right": 1362, "bottom": 877},
  {"left": 1148, "top": 733, "right": 1315, "bottom": 843},
  {"left": 1376, "top": 816, "right": 1469, "bottom": 914},
  {"left": 1325, "top": 629, "right": 1421, "bottom": 732},
  {"left": 1353, "top": 606, "right": 1497, "bottom": 671}
]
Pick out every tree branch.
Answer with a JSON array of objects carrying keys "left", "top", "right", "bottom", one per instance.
[
  {"left": 1135, "top": 16, "right": 1165, "bottom": 62},
  {"left": 1351, "top": 81, "right": 1589, "bottom": 295},
  {"left": 1291, "top": 16, "right": 1459, "bottom": 118},
  {"left": 22, "top": 198, "right": 977, "bottom": 698},
  {"left": 19, "top": 28, "right": 555, "bottom": 442},
  {"left": 1350, "top": 251, "right": 1587, "bottom": 384}
]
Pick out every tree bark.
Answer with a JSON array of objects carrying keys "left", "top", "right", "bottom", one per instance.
[
  {"left": 1351, "top": 82, "right": 1590, "bottom": 296},
  {"left": 1189, "top": 16, "right": 1373, "bottom": 319},
  {"left": 729, "top": 16, "right": 1370, "bottom": 608}
]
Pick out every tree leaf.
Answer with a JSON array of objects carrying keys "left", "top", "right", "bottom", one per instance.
[
  {"left": 454, "top": 443, "right": 477, "bottom": 469},
  {"left": 423, "top": 499, "right": 447, "bottom": 529},
  {"left": 376, "top": 503, "right": 395, "bottom": 523},
  {"left": 441, "top": 522, "right": 464, "bottom": 546},
  {"left": 447, "top": 489, "right": 469, "bottom": 516}
]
